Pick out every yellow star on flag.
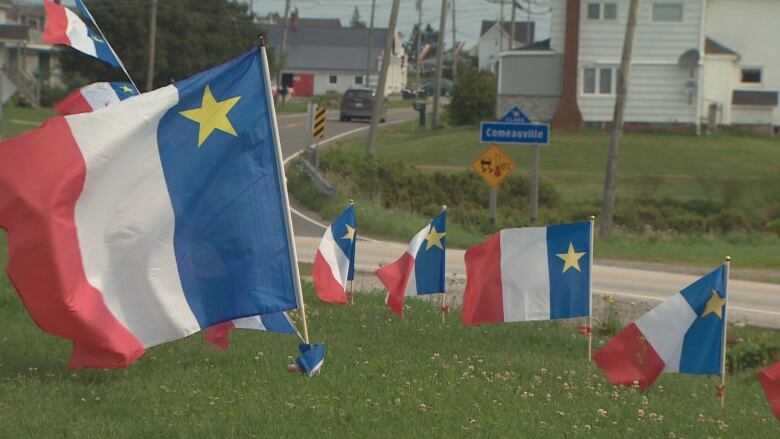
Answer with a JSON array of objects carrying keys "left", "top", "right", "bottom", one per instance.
[
  {"left": 341, "top": 224, "right": 356, "bottom": 241},
  {"left": 701, "top": 290, "right": 725, "bottom": 319},
  {"left": 556, "top": 242, "right": 586, "bottom": 273},
  {"left": 424, "top": 226, "right": 446, "bottom": 251},
  {"left": 179, "top": 85, "right": 241, "bottom": 147},
  {"left": 121, "top": 85, "right": 135, "bottom": 94}
]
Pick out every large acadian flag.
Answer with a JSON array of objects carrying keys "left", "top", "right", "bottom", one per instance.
[
  {"left": 0, "top": 48, "right": 301, "bottom": 369},
  {"left": 375, "top": 210, "right": 446, "bottom": 316},
  {"left": 759, "top": 361, "right": 780, "bottom": 421},
  {"left": 312, "top": 204, "right": 357, "bottom": 304},
  {"left": 595, "top": 265, "right": 728, "bottom": 389},
  {"left": 42, "top": 0, "right": 122, "bottom": 68},
  {"left": 55, "top": 82, "right": 139, "bottom": 115},
  {"left": 462, "top": 222, "right": 592, "bottom": 325}
]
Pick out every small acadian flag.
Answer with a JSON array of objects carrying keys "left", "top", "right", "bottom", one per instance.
[
  {"left": 759, "top": 361, "right": 780, "bottom": 421},
  {"left": 375, "top": 210, "right": 446, "bottom": 316},
  {"left": 595, "top": 265, "right": 728, "bottom": 389},
  {"left": 462, "top": 222, "right": 592, "bottom": 325},
  {"left": 42, "top": 0, "right": 122, "bottom": 68},
  {"left": 312, "top": 204, "right": 357, "bottom": 304},
  {"left": 55, "top": 82, "right": 138, "bottom": 115}
]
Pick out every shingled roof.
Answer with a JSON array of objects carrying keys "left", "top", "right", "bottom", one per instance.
[
  {"left": 480, "top": 20, "right": 535, "bottom": 45},
  {"left": 0, "top": 24, "right": 29, "bottom": 40}
]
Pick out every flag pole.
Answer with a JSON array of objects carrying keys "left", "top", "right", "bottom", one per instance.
[
  {"left": 588, "top": 215, "right": 596, "bottom": 362},
  {"left": 349, "top": 198, "right": 356, "bottom": 305},
  {"left": 259, "top": 38, "right": 309, "bottom": 344},
  {"left": 720, "top": 255, "right": 731, "bottom": 408},
  {"left": 441, "top": 204, "right": 447, "bottom": 323}
]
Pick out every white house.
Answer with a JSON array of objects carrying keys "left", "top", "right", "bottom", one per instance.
[
  {"left": 478, "top": 20, "right": 534, "bottom": 72},
  {"left": 497, "top": 0, "right": 779, "bottom": 133},
  {"left": 264, "top": 18, "right": 407, "bottom": 96}
]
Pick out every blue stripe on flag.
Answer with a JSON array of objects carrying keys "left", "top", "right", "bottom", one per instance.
[
  {"left": 260, "top": 312, "right": 296, "bottom": 334},
  {"left": 413, "top": 210, "right": 446, "bottom": 295},
  {"left": 109, "top": 82, "right": 138, "bottom": 100},
  {"left": 156, "top": 49, "right": 298, "bottom": 327},
  {"left": 329, "top": 204, "right": 357, "bottom": 263},
  {"left": 546, "top": 221, "right": 591, "bottom": 319},
  {"left": 678, "top": 265, "right": 727, "bottom": 375},
  {"left": 85, "top": 28, "right": 120, "bottom": 67}
]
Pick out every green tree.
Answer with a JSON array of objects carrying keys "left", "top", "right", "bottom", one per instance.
[
  {"left": 447, "top": 67, "right": 496, "bottom": 126},
  {"left": 58, "top": 0, "right": 266, "bottom": 90},
  {"left": 349, "top": 6, "right": 366, "bottom": 28}
]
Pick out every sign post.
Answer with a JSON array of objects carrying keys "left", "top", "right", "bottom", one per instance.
[
  {"left": 479, "top": 107, "right": 550, "bottom": 225},
  {"left": 471, "top": 143, "right": 518, "bottom": 223},
  {"left": 311, "top": 105, "right": 326, "bottom": 168}
]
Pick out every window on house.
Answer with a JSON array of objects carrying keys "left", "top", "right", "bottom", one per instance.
[
  {"left": 354, "top": 75, "right": 364, "bottom": 85},
  {"left": 583, "top": 67, "right": 614, "bottom": 95},
  {"left": 328, "top": 75, "right": 338, "bottom": 84},
  {"left": 741, "top": 68, "right": 762, "bottom": 84},
  {"left": 652, "top": 3, "right": 683, "bottom": 22},
  {"left": 587, "top": 2, "right": 618, "bottom": 20}
]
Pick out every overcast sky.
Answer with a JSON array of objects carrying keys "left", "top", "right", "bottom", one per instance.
[{"left": 247, "top": 0, "right": 551, "bottom": 49}]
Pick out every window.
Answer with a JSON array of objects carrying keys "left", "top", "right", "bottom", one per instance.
[
  {"left": 741, "top": 68, "right": 762, "bottom": 84},
  {"left": 328, "top": 75, "right": 338, "bottom": 84},
  {"left": 354, "top": 75, "right": 364, "bottom": 85},
  {"left": 652, "top": 3, "right": 683, "bottom": 22},
  {"left": 583, "top": 67, "right": 614, "bottom": 95},
  {"left": 587, "top": 2, "right": 618, "bottom": 20}
]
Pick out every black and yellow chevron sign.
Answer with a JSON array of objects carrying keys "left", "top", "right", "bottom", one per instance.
[{"left": 313, "top": 107, "right": 326, "bottom": 139}]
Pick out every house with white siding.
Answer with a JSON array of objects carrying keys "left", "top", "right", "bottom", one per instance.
[{"left": 497, "top": 0, "right": 779, "bottom": 134}]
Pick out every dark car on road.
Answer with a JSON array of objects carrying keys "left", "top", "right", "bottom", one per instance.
[
  {"left": 339, "top": 87, "right": 387, "bottom": 122},
  {"left": 421, "top": 79, "right": 453, "bottom": 97}
]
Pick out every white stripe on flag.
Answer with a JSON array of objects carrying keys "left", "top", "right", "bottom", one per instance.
[
  {"left": 403, "top": 223, "right": 431, "bottom": 296},
  {"left": 68, "top": 85, "right": 200, "bottom": 348},
  {"left": 499, "top": 227, "right": 551, "bottom": 322},
  {"left": 233, "top": 316, "right": 266, "bottom": 331},
  {"left": 635, "top": 293, "right": 697, "bottom": 372},
  {"left": 64, "top": 7, "right": 97, "bottom": 57},
  {"left": 318, "top": 225, "right": 349, "bottom": 288}
]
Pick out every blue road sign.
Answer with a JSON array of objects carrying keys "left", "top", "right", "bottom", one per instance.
[
  {"left": 500, "top": 106, "right": 531, "bottom": 123},
  {"left": 480, "top": 122, "right": 550, "bottom": 145}
]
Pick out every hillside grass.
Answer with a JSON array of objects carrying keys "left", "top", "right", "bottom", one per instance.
[{"left": 1, "top": 230, "right": 779, "bottom": 437}]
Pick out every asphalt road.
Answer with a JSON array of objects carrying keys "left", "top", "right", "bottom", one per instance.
[{"left": 278, "top": 108, "right": 780, "bottom": 329}]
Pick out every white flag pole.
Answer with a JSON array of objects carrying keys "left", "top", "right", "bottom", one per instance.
[
  {"left": 720, "top": 256, "right": 731, "bottom": 408},
  {"left": 588, "top": 215, "right": 595, "bottom": 363},
  {"left": 259, "top": 39, "right": 309, "bottom": 344},
  {"left": 441, "top": 204, "right": 447, "bottom": 323}
]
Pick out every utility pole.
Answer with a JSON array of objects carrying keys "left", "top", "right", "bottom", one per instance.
[
  {"left": 415, "top": 0, "right": 423, "bottom": 88},
  {"left": 250, "top": 0, "right": 254, "bottom": 16},
  {"left": 526, "top": 0, "right": 532, "bottom": 45},
  {"left": 451, "top": 0, "right": 458, "bottom": 82},
  {"left": 509, "top": 0, "right": 516, "bottom": 49},
  {"left": 365, "top": 0, "right": 376, "bottom": 87},
  {"left": 278, "top": 0, "right": 292, "bottom": 102},
  {"left": 600, "top": 0, "right": 640, "bottom": 237},
  {"left": 431, "top": 0, "right": 447, "bottom": 129},
  {"left": 145, "top": 0, "right": 158, "bottom": 91},
  {"left": 366, "top": 0, "right": 401, "bottom": 156}
]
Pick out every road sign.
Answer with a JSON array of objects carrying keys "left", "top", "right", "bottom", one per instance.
[
  {"left": 480, "top": 121, "right": 549, "bottom": 145},
  {"left": 313, "top": 106, "right": 326, "bottom": 139},
  {"left": 471, "top": 144, "right": 517, "bottom": 188},
  {"left": 500, "top": 106, "right": 531, "bottom": 123}
]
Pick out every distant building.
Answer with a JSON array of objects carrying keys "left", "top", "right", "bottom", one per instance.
[
  {"left": 263, "top": 18, "right": 407, "bottom": 96},
  {"left": 477, "top": 20, "right": 534, "bottom": 72},
  {"left": 497, "top": 0, "right": 780, "bottom": 134}
]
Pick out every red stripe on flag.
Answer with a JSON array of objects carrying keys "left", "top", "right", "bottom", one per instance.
[
  {"left": 375, "top": 253, "right": 415, "bottom": 317},
  {"left": 55, "top": 89, "right": 94, "bottom": 116},
  {"left": 312, "top": 250, "right": 348, "bottom": 304},
  {"left": 42, "top": 0, "right": 72, "bottom": 46},
  {"left": 0, "top": 117, "right": 144, "bottom": 369},
  {"left": 760, "top": 361, "right": 780, "bottom": 421},
  {"left": 462, "top": 233, "right": 504, "bottom": 325},
  {"left": 594, "top": 323, "right": 666, "bottom": 389},
  {"left": 203, "top": 321, "right": 237, "bottom": 351}
]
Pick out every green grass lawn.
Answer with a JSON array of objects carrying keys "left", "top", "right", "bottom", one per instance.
[
  {"left": 1, "top": 105, "right": 58, "bottom": 138},
  {"left": 1, "top": 231, "right": 778, "bottom": 437}
]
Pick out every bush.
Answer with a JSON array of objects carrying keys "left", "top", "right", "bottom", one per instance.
[
  {"left": 447, "top": 67, "right": 496, "bottom": 126},
  {"left": 39, "top": 84, "right": 68, "bottom": 107}
]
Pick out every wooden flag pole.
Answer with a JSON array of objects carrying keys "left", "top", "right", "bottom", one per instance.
[
  {"left": 720, "top": 255, "right": 731, "bottom": 408},
  {"left": 350, "top": 198, "right": 356, "bottom": 305},
  {"left": 588, "top": 215, "right": 596, "bottom": 362},
  {"left": 441, "top": 205, "right": 447, "bottom": 323}
]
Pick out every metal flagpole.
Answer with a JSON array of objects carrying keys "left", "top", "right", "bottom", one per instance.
[
  {"left": 720, "top": 255, "right": 731, "bottom": 408},
  {"left": 77, "top": 0, "right": 138, "bottom": 89},
  {"left": 259, "top": 39, "right": 309, "bottom": 344},
  {"left": 441, "top": 204, "right": 447, "bottom": 322},
  {"left": 350, "top": 198, "right": 356, "bottom": 305},
  {"left": 588, "top": 215, "right": 595, "bottom": 362}
]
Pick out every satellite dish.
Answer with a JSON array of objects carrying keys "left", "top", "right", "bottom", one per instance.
[{"left": 678, "top": 49, "right": 700, "bottom": 69}]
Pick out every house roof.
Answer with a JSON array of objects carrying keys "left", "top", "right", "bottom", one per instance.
[
  {"left": 0, "top": 24, "right": 29, "bottom": 40},
  {"left": 732, "top": 90, "right": 778, "bottom": 107},
  {"left": 705, "top": 37, "right": 739, "bottom": 57},
  {"left": 514, "top": 38, "right": 551, "bottom": 51},
  {"left": 480, "top": 20, "right": 535, "bottom": 44},
  {"left": 263, "top": 23, "right": 392, "bottom": 72},
  {"left": 292, "top": 18, "right": 342, "bottom": 28}
]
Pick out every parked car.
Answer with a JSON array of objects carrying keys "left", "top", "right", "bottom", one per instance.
[
  {"left": 339, "top": 87, "right": 387, "bottom": 122},
  {"left": 421, "top": 78, "right": 453, "bottom": 97},
  {"left": 401, "top": 87, "right": 425, "bottom": 99}
]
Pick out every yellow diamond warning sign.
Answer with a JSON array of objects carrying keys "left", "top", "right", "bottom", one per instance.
[{"left": 471, "top": 144, "right": 517, "bottom": 187}]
